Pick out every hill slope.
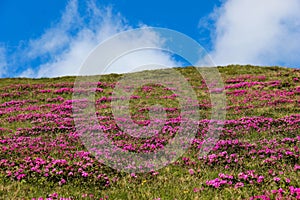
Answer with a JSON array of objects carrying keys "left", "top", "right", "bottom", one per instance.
[{"left": 0, "top": 65, "right": 300, "bottom": 199}]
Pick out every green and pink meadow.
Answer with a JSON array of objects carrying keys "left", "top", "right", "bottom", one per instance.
[{"left": 0, "top": 65, "right": 299, "bottom": 199}]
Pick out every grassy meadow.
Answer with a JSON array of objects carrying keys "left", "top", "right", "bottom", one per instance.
[{"left": 0, "top": 65, "right": 299, "bottom": 199}]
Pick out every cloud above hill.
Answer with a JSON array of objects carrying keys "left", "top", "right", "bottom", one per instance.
[
  {"left": 14, "top": 0, "right": 180, "bottom": 78},
  {"left": 0, "top": 46, "right": 7, "bottom": 77},
  {"left": 3, "top": 0, "right": 300, "bottom": 78},
  {"left": 207, "top": 0, "right": 300, "bottom": 67}
]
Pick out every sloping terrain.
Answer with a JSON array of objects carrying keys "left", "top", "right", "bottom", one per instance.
[{"left": 0, "top": 65, "right": 299, "bottom": 199}]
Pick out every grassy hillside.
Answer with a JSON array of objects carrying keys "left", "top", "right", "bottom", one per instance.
[{"left": 0, "top": 65, "right": 299, "bottom": 199}]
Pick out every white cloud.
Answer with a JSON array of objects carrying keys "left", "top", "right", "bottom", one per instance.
[
  {"left": 19, "top": 68, "right": 35, "bottom": 78},
  {"left": 78, "top": 27, "right": 181, "bottom": 75},
  {"left": 207, "top": 0, "right": 300, "bottom": 67},
  {"left": 26, "top": 0, "right": 80, "bottom": 60},
  {"left": 0, "top": 46, "right": 7, "bottom": 77},
  {"left": 107, "top": 50, "right": 178, "bottom": 74},
  {"left": 16, "top": 0, "right": 179, "bottom": 78}
]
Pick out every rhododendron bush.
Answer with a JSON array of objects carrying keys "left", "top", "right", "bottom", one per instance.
[{"left": 0, "top": 65, "right": 299, "bottom": 199}]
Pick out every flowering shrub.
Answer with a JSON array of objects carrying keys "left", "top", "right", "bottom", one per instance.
[{"left": 0, "top": 65, "right": 299, "bottom": 199}]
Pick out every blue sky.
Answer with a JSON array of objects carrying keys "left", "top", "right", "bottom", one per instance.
[{"left": 1, "top": 0, "right": 300, "bottom": 78}]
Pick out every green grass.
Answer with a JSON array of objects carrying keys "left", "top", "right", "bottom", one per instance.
[{"left": 0, "top": 65, "right": 300, "bottom": 199}]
